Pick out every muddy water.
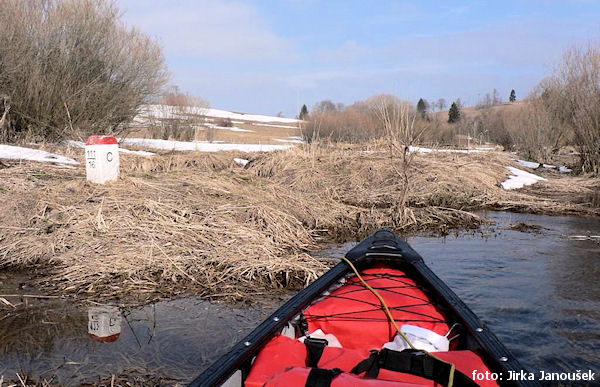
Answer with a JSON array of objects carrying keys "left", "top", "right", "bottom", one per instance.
[{"left": 0, "top": 211, "right": 599, "bottom": 385}]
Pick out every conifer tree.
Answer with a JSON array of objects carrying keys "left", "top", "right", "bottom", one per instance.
[
  {"left": 417, "top": 98, "right": 427, "bottom": 118},
  {"left": 509, "top": 89, "right": 516, "bottom": 102},
  {"left": 299, "top": 104, "right": 309, "bottom": 120},
  {"left": 448, "top": 101, "right": 461, "bottom": 123}
]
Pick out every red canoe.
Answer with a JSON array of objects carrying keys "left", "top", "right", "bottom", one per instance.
[{"left": 190, "top": 228, "right": 538, "bottom": 387}]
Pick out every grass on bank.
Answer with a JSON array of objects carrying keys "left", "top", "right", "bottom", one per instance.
[{"left": 0, "top": 142, "right": 598, "bottom": 303}]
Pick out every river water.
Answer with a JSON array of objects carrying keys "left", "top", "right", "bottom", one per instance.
[{"left": 0, "top": 212, "right": 598, "bottom": 385}]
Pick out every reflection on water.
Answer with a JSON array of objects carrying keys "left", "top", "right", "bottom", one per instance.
[
  {"left": 0, "top": 296, "right": 286, "bottom": 385},
  {"left": 0, "top": 212, "right": 598, "bottom": 384},
  {"left": 88, "top": 306, "right": 122, "bottom": 343}
]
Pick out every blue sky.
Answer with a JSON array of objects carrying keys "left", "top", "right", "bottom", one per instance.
[{"left": 118, "top": 0, "right": 600, "bottom": 117}]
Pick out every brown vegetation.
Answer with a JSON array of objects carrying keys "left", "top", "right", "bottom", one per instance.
[
  {"left": 304, "top": 41, "right": 600, "bottom": 175},
  {"left": 145, "top": 91, "right": 210, "bottom": 142},
  {"left": 542, "top": 44, "right": 600, "bottom": 174},
  {"left": 0, "top": 0, "right": 167, "bottom": 143},
  {"left": 0, "top": 144, "right": 597, "bottom": 303}
]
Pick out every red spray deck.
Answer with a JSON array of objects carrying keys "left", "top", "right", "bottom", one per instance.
[{"left": 246, "top": 266, "right": 499, "bottom": 386}]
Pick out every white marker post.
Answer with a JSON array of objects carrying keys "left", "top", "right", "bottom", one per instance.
[{"left": 85, "top": 136, "right": 120, "bottom": 184}]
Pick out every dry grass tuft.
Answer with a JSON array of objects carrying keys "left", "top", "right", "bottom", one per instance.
[{"left": 0, "top": 142, "right": 597, "bottom": 302}]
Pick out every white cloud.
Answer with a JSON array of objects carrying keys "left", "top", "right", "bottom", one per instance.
[{"left": 118, "top": 0, "right": 297, "bottom": 62}]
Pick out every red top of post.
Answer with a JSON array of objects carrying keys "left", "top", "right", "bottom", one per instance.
[{"left": 86, "top": 135, "right": 118, "bottom": 145}]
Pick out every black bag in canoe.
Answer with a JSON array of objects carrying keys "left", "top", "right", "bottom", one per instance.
[{"left": 190, "top": 228, "right": 539, "bottom": 387}]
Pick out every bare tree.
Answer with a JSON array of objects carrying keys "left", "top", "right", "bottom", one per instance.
[
  {"left": 371, "top": 95, "right": 423, "bottom": 222},
  {"left": 313, "top": 100, "right": 338, "bottom": 113},
  {"left": 437, "top": 98, "right": 447, "bottom": 111},
  {"left": 492, "top": 88, "right": 502, "bottom": 105},
  {"left": 542, "top": 43, "right": 600, "bottom": 174}
]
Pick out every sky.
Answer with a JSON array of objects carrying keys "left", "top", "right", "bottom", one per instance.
[{"left": 118, "top": 0, "right": 600, "bottom": 117}]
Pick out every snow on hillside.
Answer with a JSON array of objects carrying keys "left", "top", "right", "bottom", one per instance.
[
  {"left": 205, "top": 123, "right": 254, "bottom": 133},
  {"left": 204, "top": 107, "right": 301, "bottom": 124},
  {"left": 134, "top": 104, "right": 301, "bottom": 125}
]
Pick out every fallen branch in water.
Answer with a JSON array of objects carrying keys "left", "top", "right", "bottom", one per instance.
[{"left": 0, "top": 294, "right": 62, "bottom": 299}]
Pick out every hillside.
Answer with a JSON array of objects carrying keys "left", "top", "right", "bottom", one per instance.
[{"left": 129, "top": 105, "right": 303, "bottom": 145}]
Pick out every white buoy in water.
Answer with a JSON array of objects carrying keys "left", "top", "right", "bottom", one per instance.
[
  {"left": 88, "top": 305, "right": 122, "bottom": 342},
  {"left": 85, "top": 135, "right": 120, "bottom": 184}
]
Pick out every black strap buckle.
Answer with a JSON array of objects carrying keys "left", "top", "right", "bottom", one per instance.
[{"left": 304, "top": 337, "right": 329, "bottom": 367}]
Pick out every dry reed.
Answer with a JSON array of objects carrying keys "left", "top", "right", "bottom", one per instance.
[{"left": 0, "top": 143, "right": 597, "bottom": 302}]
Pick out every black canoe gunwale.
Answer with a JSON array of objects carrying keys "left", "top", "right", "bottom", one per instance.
[{"left": 190, "top": 228, "right": 539, "bottom": 387}]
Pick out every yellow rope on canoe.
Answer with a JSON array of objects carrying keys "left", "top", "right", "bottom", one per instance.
[{"left": 340, "top": 256, "right": 456, "bottom": 387}]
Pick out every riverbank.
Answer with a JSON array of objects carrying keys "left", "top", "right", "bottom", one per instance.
[{"left": 0, "top": 142, "right": 598, "bottom": 303}]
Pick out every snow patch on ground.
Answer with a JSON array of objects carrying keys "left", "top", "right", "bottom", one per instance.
[
  {"left": 117, "top": 148, "right": 156, "bottom": 156},
  {"left": 501, "top": 167, "right": 547, "bottom": 190},
  {"left": 121, "top": 138, "right": 292, "bottom": 153},
  {"left": 233, "top": 158, "right": 249, "bottom": 166},
  {"left": 408, "top": 146, "right": 491, "bottom": 154},
  {"left": 515, "top": 159, "right": 571, "bottom": 173},
  {"left": 559, "top": 166, "right": 572, "bottom": 173},
  {"left": 516, "top": 159, "right": 540, "bottom": 169},
  {"left": 273, "top": 137, "right": 304, "bottom": 144},
  {"left": 66, "top": 140, "right": 156, "bottom": 156},
  {"left": 0, "top": 144, "right": 79, "bottom": 165}
]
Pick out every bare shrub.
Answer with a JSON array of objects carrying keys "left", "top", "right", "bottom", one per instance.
[
  {"left": 215, "top": 117, "right": 233, "bottom": 127},
  {"left": 205, "top": 126, "right": 216, "bottom": 142},
  {"left": 371, "top": 94, "right": 423, "bottom": 223},
  {"left": 302, "top": 102, "right": 383, "bottom": 143},
  {"left": 486, "top": 110, "right": 513, "bottom": 151},
  {"left": 503, "top": 98, "right": 565, "bottom": 161},
  {"left": 0, "top": 0, "right": 168, "bottom": 143},
  {"left": 542, "top": 44, "right": 600, "bottom": 174},
  {"left": 147, "top": 88, "right": 210, "bottom": 141},
  {"left": 417, "top": 114, "right": 458, "bottom": 146},
  {"left": 162, "top": 87, "right": 210, "bottom": 109},
  {"left": 313, "top": 100, "right": 339, "bottom": 113}
]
